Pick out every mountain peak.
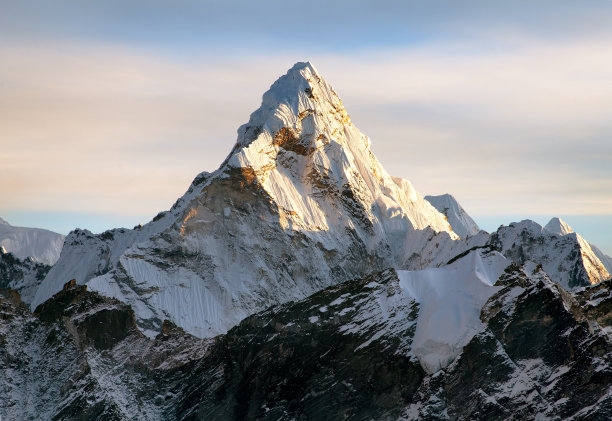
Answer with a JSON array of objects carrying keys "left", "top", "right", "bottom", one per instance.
[
  {"left": 424, "top": 194, "right": 480, "bottom": 238},
  {"left": 0, "top": 217, "right": 10, "bottom": 225},
  {"left": 544, "top": 217, "right": 574, "bottom": 236},
  {"left": 282, "top": 61, "right": 319, "bottom": 83},
  {"left": 33, "top": 62, "right": 458, "bottom": 337},
  {"left": 227, "top": 61, "right": 349, "bottom": 157},
  {"left": 221, "top": 62, "right": 453, "bottom": 235},
  {"left": 269, "top": 61, "right": 321, "bottom": 94}
]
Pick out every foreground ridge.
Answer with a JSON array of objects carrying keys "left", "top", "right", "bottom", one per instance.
[{"left": 2, "top": 252, "right": 611, "bottom": 419}]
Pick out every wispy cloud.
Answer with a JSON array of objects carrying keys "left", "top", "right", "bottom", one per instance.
[{"left": 1, "top": 34, "right": 611, "bottom": 221}]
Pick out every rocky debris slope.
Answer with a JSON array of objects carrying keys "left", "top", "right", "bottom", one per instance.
[
  {"left": 425, "top": 194, "right": 481, "bottom": 238},
  {"left": 32, "top": 62, "right": 481, "bottom": 338},
  {"left": 3, "top": 268, "right": 425, "bottom": 420},
  {"left": 1, "top": 281, "right": 212, "bottom": 420},
  {"left": 172, "top": 269, "right": 424, "bottom": 420},
  {"left": 0, "top": 217, "right": 64, "bottom": 265}
]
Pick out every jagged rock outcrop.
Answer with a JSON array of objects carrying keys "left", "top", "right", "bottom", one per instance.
[
  {"left": 544, "top": 216, "right": 612, "bottom": 276},
  {"left": 3, "top": 252, "right": 612, "bottom": 420},
  {"left": 0, "top": 248, "right": 50, "bottom": 304}
]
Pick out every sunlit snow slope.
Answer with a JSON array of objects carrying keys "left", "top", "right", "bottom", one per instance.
[
  {"left": 33, "top": 62, "right": 473, "bottom": 338},
  {"left": 425, "top": 193, "right": 481, "bottom": 238}
]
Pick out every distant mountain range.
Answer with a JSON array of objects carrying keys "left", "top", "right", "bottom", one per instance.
[{"left": 0, "top": 217, "right": 64, "bottom": 265}]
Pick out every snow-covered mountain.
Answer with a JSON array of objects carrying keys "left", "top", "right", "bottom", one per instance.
[
  {"left": 544, "top": 216, "right": 574, "bottom": 236},
  {"left": 0, "top": 218, "right": 64, "bottom": 265},
  {"left": 489, "top": 219, "right": 610, "bottom": 289},
  {"left": 544, "top": 216, "right": 612, "bottom": 275},
  {"left": 3, "top": 61, "right": 612, "bottom": 420},
  {"left": 424, "top": 193, "right": 481, "bottom": 238},
  {"left": 32, "top": 62, "right": 481, "bottom": 338}
]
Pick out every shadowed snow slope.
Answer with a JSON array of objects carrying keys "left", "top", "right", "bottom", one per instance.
[
  {"left": 32, "top": 62, "right": 475, "bottom": 338},
  {"left": 0, "top": 218, "right": 64, "bottom": 265},
  {"left": 425, "top": 193, "right": 481, "bottom": 238},
  {"left": 398, "top": 249, "right": 508, "bottom": 373}
]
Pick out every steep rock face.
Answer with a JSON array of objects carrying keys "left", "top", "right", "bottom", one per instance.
[
  {"left": 1, "top": 282, "right": 213, "bottom": 420},
  {"left": 0, "top": 217, "right": 64, "bottom": 265},
  {"left": 488, "top": 219, "right": 610, "bottom": 289},
  {"left": 591, "top": 245, "right": 612, "bottom": 278},
  {"left": 0, "top": 249, "right": 50, "bottom": 305},
  {"left": 574, "top": 278, "right": 612, "bottom": 328},
  {"left": 33, "top": 62, "right": 476, "bottom": 338},
  {"left": 173, "top": 269, "right": 424, "bottom": 420},
  {"left": 424, "top": 194, "right": 481, "bottom": 238}
]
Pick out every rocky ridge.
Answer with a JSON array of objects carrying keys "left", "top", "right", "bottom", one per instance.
[
  {"left": 2, "top": 250, "right": 611, "bottom": 420},
  {"left": 488, "top": 219, "right": 610, "bottom": 289}
]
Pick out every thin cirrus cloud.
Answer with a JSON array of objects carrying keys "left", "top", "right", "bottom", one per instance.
[
  {"left": 2, "top": 37, "right": 611, "bottom": 216},
  {"left": 314, "top": 39, "right": 612, "bottom": 215}
]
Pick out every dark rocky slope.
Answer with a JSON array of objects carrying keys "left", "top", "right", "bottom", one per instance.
[{"left": 2, "top": 261, "right": 611, "bottom": 420}]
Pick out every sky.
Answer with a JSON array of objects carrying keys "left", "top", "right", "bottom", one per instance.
[{"left": 1, "top": 1, "right": 612, "bottom": 254}]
